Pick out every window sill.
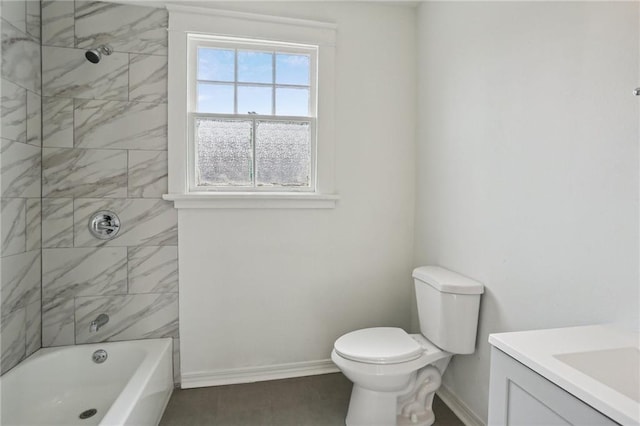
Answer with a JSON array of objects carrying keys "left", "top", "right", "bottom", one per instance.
[{"left": 162, "top": 192, "right": 339, "bottom": 209}]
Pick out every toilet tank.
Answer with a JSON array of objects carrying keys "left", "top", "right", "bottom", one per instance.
[{"left": 413, "top": 266, "right": 484, "bottom": 354}]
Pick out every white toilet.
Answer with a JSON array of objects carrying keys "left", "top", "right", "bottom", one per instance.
[{"left": 331, "top": 266, "right": 484, "bottom": 426}]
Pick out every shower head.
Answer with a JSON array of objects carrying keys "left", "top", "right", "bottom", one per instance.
[{"left": 85, "top": 45, "right": 113, "bottom": 64}]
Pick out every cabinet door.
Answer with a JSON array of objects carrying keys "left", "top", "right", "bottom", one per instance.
[{"left": 488, "top": 347, "right": 620, "bottom": 426}]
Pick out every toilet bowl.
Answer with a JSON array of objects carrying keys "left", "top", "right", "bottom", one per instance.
[
  {"left": 331, "top": 328, "right": 451, "bottom": 426},
  {"left": 332, "top": 266, "right": 484, "bottom": 426}
]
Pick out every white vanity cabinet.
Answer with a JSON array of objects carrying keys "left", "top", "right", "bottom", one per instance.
[{"left": 488, "top": 347, "right": 620, "bottom": 425}]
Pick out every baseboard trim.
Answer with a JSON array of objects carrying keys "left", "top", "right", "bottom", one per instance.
[
  {"left": 181, "top": 359, "right": 340, "bottom": 389},
  {"left": 437, "top": 384, "right": 485, "bottom": 426}
]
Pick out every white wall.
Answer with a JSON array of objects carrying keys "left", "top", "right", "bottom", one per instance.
[
  {"left": 179, "top": 2, "right": 417, "bottom": 381},
  {"left": 416, "top": 2, "right": 639, "bottom": 423}
]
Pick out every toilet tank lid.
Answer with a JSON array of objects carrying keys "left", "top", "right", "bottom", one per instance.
[{"left": 413, "top": 266, "right": 484, "bottom": 295}]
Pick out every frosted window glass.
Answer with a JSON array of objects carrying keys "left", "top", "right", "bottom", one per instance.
[
  {"left": 197, "top": 83, "right": 234, "bottom": 113},
  {"left": 276, "top": 88, "right": 309, "bottom": 116},
  {"left": 255, "top": 120, "right": 311, "bottom": 187},
  {"left": 198, "top": 48, "right": 234, "bottom": 82},
  {"left": 276, "top": 54, "right": 310, "bottom": 85},
  {"left": 238, "top": 51, "right": 272, "bottom": 84},
  {"left": 195, "top": 118, "right": 253, "bottom": 186},
  {"left": 238, "top": 86, "right": 272, "bottom": 115}
]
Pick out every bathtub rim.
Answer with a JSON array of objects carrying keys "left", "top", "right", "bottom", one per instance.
[
  {"left": 97, "top": 338, "right": 173, "bottom": 426},
  {"left": 0, "top": 337, "right": 174, "bottom": 426}
]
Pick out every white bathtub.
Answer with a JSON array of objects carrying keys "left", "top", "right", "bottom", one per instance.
[{"left": 0, "top": 338, "right": 173, "bottom": 426}]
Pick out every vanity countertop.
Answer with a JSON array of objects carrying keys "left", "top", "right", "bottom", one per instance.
[{"left": 489, "top": 324, "right": 640, "bottom": 425}]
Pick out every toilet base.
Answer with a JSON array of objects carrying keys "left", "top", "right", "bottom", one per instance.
[
  {"left": 346, "top": 384, "right": 400, "bottom": 426},
  {"left": 345, "top": 362, "right": 449, "bottom": 426},
  {"left": 396, "top": 365, "right": 441, "bottom": 426},
  {"left": 397, "top": 412, "right": 435, "bottom": 426}
]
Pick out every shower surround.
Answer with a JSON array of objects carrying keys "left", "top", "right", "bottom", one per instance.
[
  {"left": 0, "top": 0, "right": 43, "bottom": 374},
  {"left": 0, "top": 0, "right": 179, "bottom": 379},
  {"left": 40, "top": 0, "right": 178, "bottom": 373}
]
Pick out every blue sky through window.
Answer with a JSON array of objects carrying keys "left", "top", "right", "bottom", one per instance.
[
  {"left": 238, "top": 86, "right": 272, "bottom": 115},
  {"left": 197, "top": 47, "right": 311, "bottom": 116},
  {"left": 276, "top": 88, "right": 309, "bottom": 116},
  {"left": 238, "top": 51, "right": 272, "bottom": 83},
  {"left": 198, "top": 48, "right": 234, "bottom": 81},
  {"left": 276, "top": 54, "right": 310, "bottom": 85},
  {"left": 197, "top": 83, "right": 234, "bottom": 113}
]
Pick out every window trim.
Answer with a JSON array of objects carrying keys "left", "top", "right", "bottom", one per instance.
[
  {"left": 165, "top": 5, "right": 338, "bottom": 209},
  {"left": 187, "top": 36, "right": 317, "bottom": 193}
]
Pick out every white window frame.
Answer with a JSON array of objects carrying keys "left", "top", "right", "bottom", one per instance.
[
  {"left": 164, "top": 6, "right": 338, "bottom": 209},
  {"left": 188, "top": 36, "right": 317, "bottom": 193}
]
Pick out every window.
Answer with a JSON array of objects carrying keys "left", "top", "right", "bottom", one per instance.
[
  {"left": 165, "top": 6, "right": 338, "bottom": 208},
  {"left": 189, "top": 37, "right": 317, "bottom": 191}
]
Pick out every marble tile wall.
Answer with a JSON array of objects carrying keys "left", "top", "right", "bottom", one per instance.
[
  {"left": 40, "top": 0, "right": 179, "bottom": 382},
  {"left": 1, "top": 0, "right": 43, "bottom": 374}
]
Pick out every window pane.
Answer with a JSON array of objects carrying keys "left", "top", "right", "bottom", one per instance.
[
  {"left": 238, "top": 51, "right": 273, "bottom": 84},
  {"left": 238, "top": 85, "right": 272, "bottom": 115},
  {"left": 276, "top": 54, "right": 310, "bottom": 85},
  {"left": 276, "top": 88, "right": 309, "bottom": 116},
  {"left": 198, "top": 48, "right": 234, "bottom": 82},
  {"left": 197, "top": 83, "right": 234, "bottom": 113},
  {"left": 255, "top": 120, "right": 311, "bottom": 187},
  {"left": 195, "top": 118, "right": 253, "bottom": 186}
]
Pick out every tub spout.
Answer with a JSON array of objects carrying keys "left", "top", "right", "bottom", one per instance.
[{"left": 90, "top": 314, "right": 109, "bottom": 332}]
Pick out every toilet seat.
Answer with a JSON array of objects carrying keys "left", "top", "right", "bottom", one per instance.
[{"left": 334, "top": 327, "right": 423, "bottom": 364}]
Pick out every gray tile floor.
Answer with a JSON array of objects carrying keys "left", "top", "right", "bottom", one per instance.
[{"left": 160, "top": 373, "right": 464, "bottom": 426}]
